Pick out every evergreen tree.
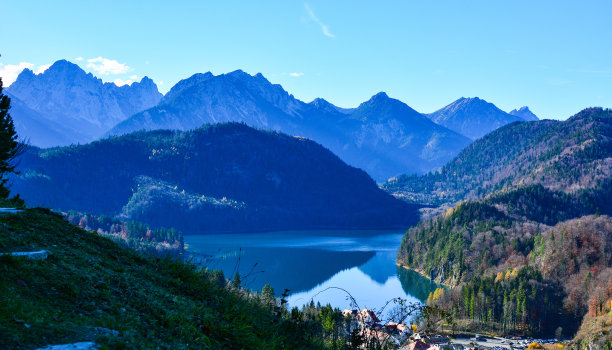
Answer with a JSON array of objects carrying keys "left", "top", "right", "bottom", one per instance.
[
  {"left": 212, "top": 270, "right": 226, "bottom": 289},
  {"left": 231, "top": 273, "right": 241, "bottom": 289},
  {"left": 0, "top": 77, "right": 23, "bottom": 199},
  {"left": 261, "top": 283, "right": 275, "bottom": 301}
]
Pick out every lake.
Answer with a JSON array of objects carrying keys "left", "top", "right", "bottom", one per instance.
[{"left": 185, "top": 230, "right": 440, "bottom": 319}]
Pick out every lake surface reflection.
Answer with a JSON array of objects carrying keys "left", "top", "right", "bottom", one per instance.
[{"left": 185, "top": 231, "right": 440, "bottom": 316}]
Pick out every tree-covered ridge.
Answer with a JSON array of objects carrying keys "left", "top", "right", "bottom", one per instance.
[
  {"left": 11, "top": 122, "right": 419, "bottom": 233},
  {"left": 383, "top": 108, "right": 612, "bottom": 206},
  {"left": 419, "top": 215, "right": 611, "bottom": 341},
  {"left": 396, "top": 176, "right": 611, "bottom": 341},
  {"left": 395, "top": 109, "right": 611, "bottom": 343},
  {"left": 398, "top": 180, "right": 611, "bottom": 289}
]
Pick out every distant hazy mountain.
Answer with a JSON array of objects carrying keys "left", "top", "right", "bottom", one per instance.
[
  {"left": 109, "top": 70, "right": 305, "bottom": 136},
  {"left": 109, "top": 71, "right": 471, "bottom": 181},
  {"left": 328, "top": 92, "right": 471, "bottom": 181},
  {"left": 509, "top": 106, "right": 539, "bottom": 121},
  {"left": 428, "top": 97, "right": 524, "bottom": 140},
  {"left": 7, "top": 60, "right": 162, "bottom": 146},
  {"left": 12, "top": 123, "right": 420, "bottom": 233},
  {"left": 6, "top": 93, "right": 78, "bottom": 148}
]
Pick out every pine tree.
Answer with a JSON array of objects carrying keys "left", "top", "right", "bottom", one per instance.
[
  {"left": 0, "top": 77, "right": 23, "bottom": 199},
  {"left": 231, "top": 273, "right": 241, "bottom": 289},
  {"left": 212, "top": 270, "right": 226, "bottom": 288},
  {"left": 261, "top": 283, "right": 275, "bottom": 301}
]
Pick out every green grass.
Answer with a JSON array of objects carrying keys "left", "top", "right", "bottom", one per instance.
[{"left": 0, "top": 208, "right": 328, "bottom": 349}]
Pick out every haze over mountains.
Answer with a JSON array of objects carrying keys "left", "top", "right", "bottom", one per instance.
[{"left": 8, "top": 59, "right": 539, "bottom": 180}]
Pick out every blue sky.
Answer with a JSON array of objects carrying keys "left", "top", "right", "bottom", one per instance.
[{"left": 1, "top": 0, "right": 611, "bottom": 119}]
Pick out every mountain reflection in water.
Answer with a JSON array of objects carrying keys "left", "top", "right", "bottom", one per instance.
[{"left": 185, "top": 231, "right": 440, "bottom": 313}]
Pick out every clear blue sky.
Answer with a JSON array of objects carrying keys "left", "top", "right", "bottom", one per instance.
[{"left": 2, "top": 0, "right": 611, "bottom": 119}]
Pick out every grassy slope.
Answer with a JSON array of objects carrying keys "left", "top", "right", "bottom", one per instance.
[{"left": 0, "top": 208, "right": 325, "bottom": 349}]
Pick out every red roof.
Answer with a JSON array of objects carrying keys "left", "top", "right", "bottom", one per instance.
[{"left": 407, "top": 340, "right": 430, "bottom": 350}]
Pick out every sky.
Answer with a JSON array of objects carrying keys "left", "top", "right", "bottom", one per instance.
[{"left": 1, "top": 0, "right": 611, "bottom": 120}]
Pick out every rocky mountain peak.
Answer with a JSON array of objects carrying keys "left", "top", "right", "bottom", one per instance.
[
  {"left": 358, "top": 92, "right": 414, "bottom": 113},
  {"left": 310, "top": 97, "right": 334, "bottom": 108},
  {"left": 138, "top": 76, "right": 155, "bottom": 86},
  {"left": 225, "top": 69, "right": 251, "bottom": 80},
  {"left": 161, "top": 72, "right": 214, "bottom": 103},
  {"left": 308, "top": 98, "right": 343, "bottom": 115},
  {"left": 509, "top": 106, "right": 539, "bottom": 121},
  {"left": 429, "top": 97, "right": 523, "bottom": 140},
  {"left": 6, "top": 59, "right": 162, "bottom": 146},
  {"left": 371, "top": 91, "right": 389, "bottom": 101}
]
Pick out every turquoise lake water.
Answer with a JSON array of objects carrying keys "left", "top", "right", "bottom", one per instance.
[{"left": 185, "top": 230, "right": 439, "bottom": 319}]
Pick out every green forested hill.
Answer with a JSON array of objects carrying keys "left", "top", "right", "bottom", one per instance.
[
  {"left": 384, "top": 108, "right": 612, "bottom": 206},
  {"left": 393, "top": 108, "right": 612, "bottom": 344},
  {"left": 11, "top": 123, "right": 419, "bottom": 233}
]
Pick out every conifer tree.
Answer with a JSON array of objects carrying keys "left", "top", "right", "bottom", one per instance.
[
  {"left": 231, "top": 273, "right": 241, "bottom": 289},
  {"left": 0, "top": 77, "right": 23, "bottom": 199},
  {"left": 261, "top": 283, "right": 275, "bottom": 301}
]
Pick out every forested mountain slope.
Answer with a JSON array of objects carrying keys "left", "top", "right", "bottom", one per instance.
[
  {"left": 394, "top": 108, "right": 612, "bottom": 344},
  {"left": 10, "top": 123, "right": 419, "bottom": 233},
  {"left": 384, "top": 108, "right": 612, "bottom": 206}
]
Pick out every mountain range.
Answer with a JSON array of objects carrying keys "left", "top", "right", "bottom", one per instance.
[
  {"left": 107, "top": 70, "right": 472, "bottom": 181},
  {"left": 6, "top": 60, "right": 162, "bottom": 147},
  {"left": 10, "top": 123, "right": 420, "bottom": 233},
  {"left": 7, "top": 59, "right": 539, "bottom": 181}
]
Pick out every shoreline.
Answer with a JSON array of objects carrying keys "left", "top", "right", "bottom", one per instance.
[{"left": 395, "top": 262, "right": 452, "bottom": 288}]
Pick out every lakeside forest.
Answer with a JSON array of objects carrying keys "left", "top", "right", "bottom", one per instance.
[
  {"left": 395, "top": 108, "right": 612, "bottom": 347},
  {"left": 0, "top": 61, "right": 610, "bottom": 350}
]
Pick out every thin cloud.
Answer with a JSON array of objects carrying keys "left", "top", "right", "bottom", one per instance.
[
  {"left": 35, "top": 64, "right": 51, "bottom": 74},
  {"left": 75, "top": 57, "right": 84, "bottom": 61},
  {"left": 305, "top": 3, "right": 335, "bottom": 38},
  {"left": 113, "top": 78, "right": 134, "bottom": 86},
  {"left": 87, "top": 56, "right": 130, "bottom": 75},
  {"left": 289, "top": 72, "right": 304, "bottom": 77},
  {"left": 0, "top": 62, "right": 34, "bottom": 85}
]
